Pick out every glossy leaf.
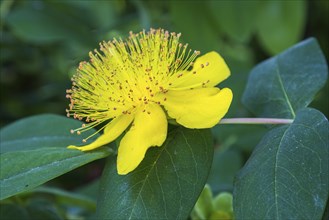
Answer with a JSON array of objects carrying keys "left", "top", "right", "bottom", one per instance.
[
  {"left": 96, "top": 127, "right": 214, "bottom": 219},
  {"left": 242, "top": 38, "right": 328, "bottom": 119},
  {"left": 0, "top": 147, "right": 111, "bottom": 200},
  {"left": 257, "top": 0, "right": 306, "bottom": 54},
  {"left": 0, "top": 114, "right": 112, "bottom": 200},
  {"left": 234, "top": 108, "right": 329, "bottom": 219},
  {"left": 0, "top": 114, "right": 99, "bottom": 153}
]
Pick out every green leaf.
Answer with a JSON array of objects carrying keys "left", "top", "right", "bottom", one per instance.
[
  {"left": 209, "top": 210, "right": 231, "bottom": 220},
  {"left": 169, "top": 1, "right": 220, "bottom": 52},
  {"left": 207, "top": 150, "right": 243, "bottom": 193},
  {"left": 0, "top": 148, "right": 110, "bottom": 200},
  {"left": 96, "top": 127, "right": 214, "bottom": 219},
  {"left": 0, "top": 114, "right": 98, "bottom": 153},
  {"left": 0, "top": 204, "right": 30, "bottom": 220},
  {"left": 208, "top": 1, "right": 258, "bottom": 43},
  {"left": 192, "top": 184, "right": 214, "bottom": 220},
  {"left": 25, "top": 198, "right": 63, "bottom": 220},
  {"left": 233, "top": 108, "right": 329, "bottom": 219},
  {"left": 212, "top": 124, "right": 267, "bottom": 153},
  {"left": 75, "top": 179, "right": 100, "bottom": 201},
  {"left": 257, "top": 0, "right": 306, "bottom": 55},
  {"left": 0, "top": 114, "right": 112, "bottom": 200},
  {"left": 30, "top": 186, "right": 96, "bottom": 211},
  {"left": 213, "top": 192, "right": 233, "bottom": 214},
  {"left": 0, "top": 200, "right": 63, "bottom": 220},
  {"left": 5, "top": 2, "right": 92, "bottom": 45},
  {"left": 65, "top": 0, "right": 119, "bottom": 30},
  {"left": 242, "top": 38, "right": 328, "bottom": 119}
]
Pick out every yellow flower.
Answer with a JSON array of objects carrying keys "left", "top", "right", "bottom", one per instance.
[{"left": 66, "top": 28, "right": 233, "bottom": 175}]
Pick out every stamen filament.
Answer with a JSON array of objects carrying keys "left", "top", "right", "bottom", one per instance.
[{"left": 82, "top": 122, "right": 109, "bottom": 142}]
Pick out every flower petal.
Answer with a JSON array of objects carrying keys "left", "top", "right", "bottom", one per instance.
[
  {"left": 170, "top": 51, "right": 230, "bottom": 90},
  {"left": 156, "top": 87, "right": 233, "bottom": 128},
  {"left": 67, "top": 114, "right": 134, "bottom": 151},
  {"left": 117, "top": 103, "right": 167, "bottom": 175}
]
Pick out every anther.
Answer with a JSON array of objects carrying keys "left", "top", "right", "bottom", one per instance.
[
  {"left": 70, "top": 129, "right": 74, "bottom": 134},
  {"left": 194, "top": 50, "right": 201, "bottom": 55}
]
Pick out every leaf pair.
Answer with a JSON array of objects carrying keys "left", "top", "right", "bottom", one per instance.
[
  {"left": 0, "top": 115, "right": 213, "bottom": 219},
  {"left": 235, "top": 38, "right": 329, "bottom": 219}
]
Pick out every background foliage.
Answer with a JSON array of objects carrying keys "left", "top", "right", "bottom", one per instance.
[{"left": 0, "top": 0, "right": 328, "bottom": 219}]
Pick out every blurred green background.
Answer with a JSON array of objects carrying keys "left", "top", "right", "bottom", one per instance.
[{"left": 0, "top": 0, "right": 328, "bottom": 194}]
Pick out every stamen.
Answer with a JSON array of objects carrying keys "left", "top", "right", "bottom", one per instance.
[{"left": 68, "top": 28, "right": 202, "bottom": 143}]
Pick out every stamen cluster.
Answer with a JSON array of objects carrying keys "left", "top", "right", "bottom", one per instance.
[{"left": 66, "top": 28, "right": 200, "bottom": 142}]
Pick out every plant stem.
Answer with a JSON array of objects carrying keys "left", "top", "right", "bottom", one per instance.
[{"left": 219, "top": 118, "right": 293, "bottom": 125}]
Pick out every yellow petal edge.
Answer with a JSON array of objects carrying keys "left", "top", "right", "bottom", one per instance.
[
  {"left": 170, "top": 51, "right": 230, "bottom": 90},
  {"left": 156, "top": 87, "right": 233, "bottom": 128},
  {"left": 67, "top": 114, "right": 134, "bottom": 151},
  {"left": 117, "top": 104, "right": 168, "bottom": 175}
]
